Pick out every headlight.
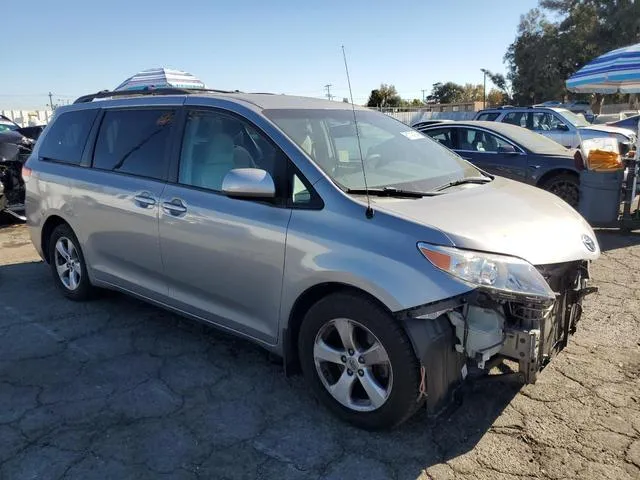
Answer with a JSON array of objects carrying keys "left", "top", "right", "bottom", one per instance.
[{"left": 417, "top": 243, "right": 556, "bottom": 302}]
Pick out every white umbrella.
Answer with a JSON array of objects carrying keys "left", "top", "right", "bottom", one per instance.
[{"left": 114, "top": 67, "right": 206, "bottom": 91}]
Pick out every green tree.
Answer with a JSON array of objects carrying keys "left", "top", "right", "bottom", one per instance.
[
  {"left": 366, "top": 89, "right": 383, "bottom": 107},
  {"left": 482, "top": 69, "right": 512, "bottom": 102},
  {"left": 487, "top": 88, "right": 506, "bottom": 107},
  {"left": 427, "top": 82, "right": 464, "bottom": 104},
  {"left": 506, "top": 1, "right": 640, "bottom": 110},
  {"left": 459, "top": 83, "right": 484, "bottom": 102},
  {"left": 366, "top": 83, "right": 401, "bottom": 107}
]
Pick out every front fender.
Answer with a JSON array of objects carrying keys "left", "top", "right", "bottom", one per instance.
[{"left": 280, "top": 234, "right": 473, "bottom": 332}]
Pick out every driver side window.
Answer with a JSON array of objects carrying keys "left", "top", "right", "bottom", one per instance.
[{"left": 178, "top": 110, "right": 279, "bottom": 193}]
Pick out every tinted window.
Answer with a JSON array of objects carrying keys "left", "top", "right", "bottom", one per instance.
[
  {"left": 457, "top": 128, "right": 511, "bottom": 152},
  {"left": 424, "top": 128, "right": 454, "bottom": 149},
  {"left": 39, "top": 109, "right": 98, "bottom": 164},
  {"left": 476, "top": 112, "right": 500, "bottom": 121},
  {"left": 178, "top": 110, "right": 284, "bottom": 194},
  {"left": 502, "top": 112, "right": 528, "bottom": 128},
  {"left": 93, "top": 109, "right": 175, "bottom": 180}
]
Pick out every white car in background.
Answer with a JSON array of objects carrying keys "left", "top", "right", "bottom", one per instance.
[{"left": 472, "top": 106, "right": 636, "bottom": 151}]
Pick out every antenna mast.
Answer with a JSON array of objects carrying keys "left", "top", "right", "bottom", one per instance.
[{"left": 341, "top": 45, "right": 373, "bottom": 219}]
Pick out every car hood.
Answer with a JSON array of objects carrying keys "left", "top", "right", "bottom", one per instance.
[
  {"left": 370, "top": 177, "right": 600, "bottom": 266},
  {"left": 580, "top": 124, "right": 635, "bottom": 138}
]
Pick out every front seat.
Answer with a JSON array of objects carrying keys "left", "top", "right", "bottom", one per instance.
[{"left": 194, "top": 133, "right": 237, "bottom": 191}]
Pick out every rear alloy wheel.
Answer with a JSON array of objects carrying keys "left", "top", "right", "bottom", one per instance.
[
  {"left": 298, "top": 292, "right": 421, "bottom": 430},
  {"left": 48, "top": 224, "right": 94, "bottom": 301},
  {"left": 542, "top": 173, "right": 580, "bottom": 209}
]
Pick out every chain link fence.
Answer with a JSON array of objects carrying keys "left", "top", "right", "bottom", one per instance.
[{"left": 366, "top": 107, "right": 477, "bottom": 125}]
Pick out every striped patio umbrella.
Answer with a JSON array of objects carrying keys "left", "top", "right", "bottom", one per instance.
[
  {"left": 566, "top": 43, "right": 640, "bottom": 94},
  {"left": 114, "top": 67, "right": 206, "bottom": 91}
]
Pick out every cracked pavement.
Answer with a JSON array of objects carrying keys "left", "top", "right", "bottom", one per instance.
[{"left": 0, "top": 223, "right": 639, "bottom": 480}]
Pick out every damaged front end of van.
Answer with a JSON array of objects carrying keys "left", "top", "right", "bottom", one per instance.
[{"left": 397, "top": 243, "right": 598, "bottom": 417}]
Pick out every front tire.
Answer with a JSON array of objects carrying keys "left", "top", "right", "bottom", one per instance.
[
  {"left": 541, "top": 173, "right": 580, "bottom": 209},
  {"left": 298, "top": 292, "right": 421, "bottom": 430},
  {"left": 48, "top": 224, "right": 94, "bottom": 301}
]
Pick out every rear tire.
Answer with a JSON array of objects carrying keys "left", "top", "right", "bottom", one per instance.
[
  {"left": 541, "top": 173, "right": 580, "bottom": 209},
  {"left": 48, "top": 224, "right": 94, "bottom": 301},
  {"left": 298, "top": 292, "right": 421, "bottom": 430}
]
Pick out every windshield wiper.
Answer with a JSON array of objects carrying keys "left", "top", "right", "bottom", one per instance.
[
  {"left": 345, "top": 187, "right": 437, "bottom": 198},
  {"left": 433, "top": 176, "right": 492, "bottom": 192}
]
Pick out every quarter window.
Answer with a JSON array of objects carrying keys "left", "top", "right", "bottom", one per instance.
[
  {"left": 39, "top": 109, "right": 98, "bottom": 164},
  {"left": 92, "top": 109, "right": 175, "bottom": 180}
]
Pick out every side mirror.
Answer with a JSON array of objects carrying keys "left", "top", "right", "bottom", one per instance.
[
  {"left": 557, "top": 123, "right": 570, "bottom": 131},
  {"left": 222, "top": 168, "right": 275, "bottom": 199},
  {"left": 497, "top": 144, "right": 518, "bottom": 154}
]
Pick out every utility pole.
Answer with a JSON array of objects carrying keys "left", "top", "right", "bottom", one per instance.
[
  {"left": 421, "top": 89, "right": 427, "bottom": 102},
  {"left": 324, "top": 84, "right": 334, "bottom": 101},
  {"left": 480, "top": 69, "right": 488, "bottom": 109}
]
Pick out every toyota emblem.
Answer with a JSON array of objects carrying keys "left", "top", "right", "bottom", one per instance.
[{"left": 581, "top": 234, "right": 596, "bottom": 253}]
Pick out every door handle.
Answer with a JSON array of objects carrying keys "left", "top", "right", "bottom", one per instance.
[
  {"left": 529, "top": 164, "right": 541, "bottom": 169},
  {"left": 162, "top": 199, "right": 187, "bottom": 216},
  {"left": 133, "top": 192, "right": 156, "bottom": 208}
]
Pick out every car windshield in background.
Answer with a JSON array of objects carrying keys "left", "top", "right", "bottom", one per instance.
[
  {"left": 556, "top": 108, "right": 590, "bottom": 128},
  {"left": 263, "top": 108, "right": 481, "bottom": 192},
  {"left": 0, "top": 120, "right": 17, "bottom": 133}
]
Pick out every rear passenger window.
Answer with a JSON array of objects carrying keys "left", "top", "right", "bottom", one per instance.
[
  {"left": 92, "top": 109, "right": 175, "bottom": 180},
  {"left": 39, "top": 109, "right": 98, "bottom": 164},
  {"left": 476, "top": 112, "right": 500, "bottom": 121},
  {"left": 502, "top": 112, "right": 528, "bottom": 128}
]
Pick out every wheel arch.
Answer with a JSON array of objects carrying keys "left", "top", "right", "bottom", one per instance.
[
  {"left": 536, "top": 168, "right": 579, "bottom": 188},
  {"left": 41, "top": 215, "right": 71, "bottom": 263},
  {"left": 282, "top": 282, "right": 394, "bottom": 376}
]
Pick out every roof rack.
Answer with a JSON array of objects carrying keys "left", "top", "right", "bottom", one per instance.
[{"left": 73, "top": 87, "right": 242, "bottom": 104}]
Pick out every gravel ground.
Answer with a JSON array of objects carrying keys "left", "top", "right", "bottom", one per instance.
[{"left": 0, "top": 223, "right": 639, "bottom": 480}]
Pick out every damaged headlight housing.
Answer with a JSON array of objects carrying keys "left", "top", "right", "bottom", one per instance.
[{"left": 418, "top": 243, "right": 556, "bottom": 302}]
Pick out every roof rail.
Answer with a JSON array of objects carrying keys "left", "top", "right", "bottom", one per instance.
[{"left": 73, "top": 87, "right": 242, "bottom": 104}]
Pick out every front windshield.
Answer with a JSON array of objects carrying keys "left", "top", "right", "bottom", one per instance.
[
  {"left": 263, "top": 108, "right": 481, "bottom": 192},
  {"left": 556, "top": 109, "right": 590, "bottom": 127}
]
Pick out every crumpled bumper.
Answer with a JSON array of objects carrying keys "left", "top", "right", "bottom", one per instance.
[{"left": 397, "top": 260, "right": 597, "bottom": 416}]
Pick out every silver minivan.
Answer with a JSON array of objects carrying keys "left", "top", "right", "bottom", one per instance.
[{"left": 25, "top": 89, "right": 600, "bottom": 430}]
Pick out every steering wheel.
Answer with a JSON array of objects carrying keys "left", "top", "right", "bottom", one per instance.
[{"left": 367, "top": 152, "right": 398, "bottom": 170}]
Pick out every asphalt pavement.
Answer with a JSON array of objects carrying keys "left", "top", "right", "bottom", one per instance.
[{"left": 0, "top": 223, "right": 639, "bottom": 480}]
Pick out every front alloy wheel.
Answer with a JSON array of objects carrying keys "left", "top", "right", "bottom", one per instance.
[
  {"left": 299, "top": 292, "right": 422, "bottom": 430},
  {"left": 314, "top": 318, "right": 393, "bottom": 412}
]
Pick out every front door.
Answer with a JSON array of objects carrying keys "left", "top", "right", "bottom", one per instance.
[
  {"left": 158, "top": 108, "right": 291, "bottom": 343},
  {"left": 531, "top": 112, "right": 574, "bottom": 148},
  {"left": 72, "top": 107, "right": 178, "bottom": 301},
  {"left": 454, "top": 127, "right": 528, "bottom": 181}
]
